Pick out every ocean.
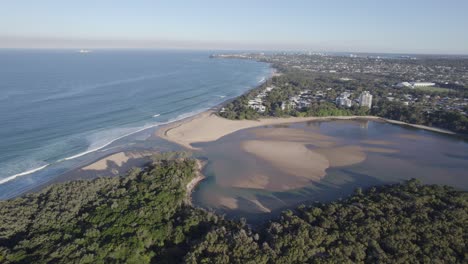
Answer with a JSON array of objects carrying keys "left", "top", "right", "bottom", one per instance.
[{"left": 0, "top": 49, "right": 271, "bottom": 199}]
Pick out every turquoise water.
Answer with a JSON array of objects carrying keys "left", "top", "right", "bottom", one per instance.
[{"left": 0, "top": 49, "right": 271, "bottom": 198}]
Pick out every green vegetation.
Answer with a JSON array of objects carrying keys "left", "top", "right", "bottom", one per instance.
[
  {"left": 219, "top": 69, "right": 468, "bottom": 134},
  {"left": 0, "top": 156, "right": 231, "bottom": 263},
  {"left": 220, "top": 95, "right": 261, "bottom": 120},
  {"left": 0, "top": 156, "right": 466, "bottom": 264},
  {"left": 186, "top": 179, "right": 467, "bottom": 263},
  {"left": 373, "top": 100, "right": 468, "bottom": 133},
  {"left": 219, "top": 72, "right": 371, "bottom": 120},
  {"left": 413, "top": 86, "right": 454, "bottom": 93}
]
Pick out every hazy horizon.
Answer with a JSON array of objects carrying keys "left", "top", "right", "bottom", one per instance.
[
  {"left": 1, "top": 1, "right": 468, "bottom": 55},
  {"left": 2, "top": 45, "right": 468, "bottom": 56}
]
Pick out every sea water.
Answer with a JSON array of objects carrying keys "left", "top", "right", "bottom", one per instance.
[{"left": 0, "top": 49, "right": 271, "bottom": 198}]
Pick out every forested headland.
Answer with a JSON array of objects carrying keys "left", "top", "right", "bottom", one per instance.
[{"left": 0, "top": 154, "right": 466, "bottom": 263}]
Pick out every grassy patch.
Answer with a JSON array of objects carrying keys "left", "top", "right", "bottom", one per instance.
[{"left": 414, "top": 86, "right": 454, "bottom": 92}]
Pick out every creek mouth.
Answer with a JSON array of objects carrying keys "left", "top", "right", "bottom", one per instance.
[{"left": 190, "top": 119, "right": 468, "bottom": 222}]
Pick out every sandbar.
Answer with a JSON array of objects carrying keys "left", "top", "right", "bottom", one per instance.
[
  {"left": 82, "top": 152, "right": 131, "bottom": 171},
  {"left": 314, "top": 146, "right": 367, "bottom": 167},
  {"left": 157, "top": 110, "right": 379, "bottom": 149},
  {"left": 242, "top": 140, "right": 330, "bottom": 182}
]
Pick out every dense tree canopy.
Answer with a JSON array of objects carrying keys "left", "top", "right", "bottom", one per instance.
[
  {"left": 0, "top": 155, "right": 466, "bottom": 264},
  {"left": 372, "top": 100, "right": 468, "bottom": 133},
  {"left": 186, "top": 180, "right": 467, "bottom": 263},
  {"left": 0, "top": 156, "right": 229, "bottom": 263},
  {"left": 219, "top": 69, "right": 468, "bottom": 134}
]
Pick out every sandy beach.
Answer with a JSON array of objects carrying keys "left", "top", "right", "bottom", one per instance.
[
  {"left": 154, "top": 109, "right": 456, "bottom": 203},
  {"left": 74, "top": 107, "right": 460, "bottom": 215},
  {"left": 156, "top": 110, "right": 380, "bottom": 149},
  {"left": 156, "top": 110, "right": 455, "bottom": 150},
  {"left": 81, "top": 151, "right": 155, "bottom": 171}
]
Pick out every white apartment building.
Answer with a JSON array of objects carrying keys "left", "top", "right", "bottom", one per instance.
[
  {"left": 359, "top": 91, "right": 373, "bottom": 108},
  {"left": 336, "top": 92, "right": 353, "bottom": 108}
]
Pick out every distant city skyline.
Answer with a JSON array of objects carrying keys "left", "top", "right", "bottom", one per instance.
[{"left": 1, "top": 0, "right": 467, "bottom": 54}]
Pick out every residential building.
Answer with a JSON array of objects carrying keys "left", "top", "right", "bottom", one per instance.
[
  {"left": 396, "top": 82, "right": 412, "bottom": 88},
  {"left": 397, "top": 81, "right": 436, "bottom": 88},
  {"left": 411, "top": 82, "right": 436, "bottom": 87},
  {"left": 359, "top": 91, "right": 373, "bottom": 108},
  {"left": 336, "top": 92, "right": 353, "bottom": 108},
  {"left": 336, "top": 97, "right": 352, "bottom": 107}
]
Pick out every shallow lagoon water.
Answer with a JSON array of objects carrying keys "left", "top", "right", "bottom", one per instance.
[{"left": 192, "top": 120, "right": 468, "bottom": 221}]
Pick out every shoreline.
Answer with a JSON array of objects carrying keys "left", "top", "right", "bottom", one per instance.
[
  {"left": 382, "top": 119, "right": 456, "bottom": 135},
  {"left": 0, "top": 61, "right": 276, "bottom": 188},
  {"left": 0, "top": 62, "right": 274, "bottom": 195},
  {"left": 156, "top": 110, "right": 456, "bottom": 150},
  {"left": 185, "top": 159, "right": 206, "bottom": 205},
  {"left": 1, "top": 61, "right": 459, "bottom": 200}
]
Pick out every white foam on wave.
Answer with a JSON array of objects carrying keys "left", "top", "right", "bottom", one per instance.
[
  {"left": 58, "top": 124, "right": 161, "bottom": 162},
  {"left": 0, "top": 164, "right": 49, "bottom": 185},
  {"left": 0, "top": 107, "right": 212, "bottom": 186},
  {"left": 0, "top": 75, "right": 259, "bottom": 187},
  {"left": 0, "top": 59, "right": 273, "bottom": 187},
  {"left": 60, "top": 108, "right": 208, "bottom": 162}
]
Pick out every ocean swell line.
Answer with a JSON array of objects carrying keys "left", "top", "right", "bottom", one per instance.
[
  {"left": 0, "top": 108, "right": 211, "bottom": 186},
  {"left": 0, "top": 68, "right": 271, "bottom": 186},
  {"left": 59, "top": 124, "right": 163, "bottom": 162},
  {"left": 56, "top": 107, "right": 210, "bottom": 163},
  {"left": 0, "top": 164, "right": 49, "bottom": 185}
]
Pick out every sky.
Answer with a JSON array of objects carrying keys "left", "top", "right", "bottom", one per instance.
[{"left": 1, "top": 0, "right": 467, "bottom": 54}]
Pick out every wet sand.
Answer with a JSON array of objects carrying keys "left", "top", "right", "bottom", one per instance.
[
  {"left": 156, "top": 110, "right": 380, "bottom": 149},
  {"left": 83, "top": 152, "right": 132, "bottom": 171},
  {"left": 230, "top": 172, "right": 270, "bottom": 189},
  {"left": 185, "top": 160, "right": 206, "bottom": 205},
  {"left": 242, "top": 140, "right": 329, "bottom": 184},
  {"left": 82, "top": 151, "right": 155, "bottom": 171},
  {"left": 156, "top": 110, "right": 456, "bottom": 150},
  {"left": 183, "top": 115, "right": 467, "bottom": 219},
  {"left": 250, "top": 127, "right": 337, "bottom": 147},
  {"left": 314, "top": 146, "right": 367, "bottom": 167},
  {"left": 219, "top": 196, "right": 239, "bottom": 209},
  {"left": 360, "top": 140, "right": 395, "bottom": 146}
]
